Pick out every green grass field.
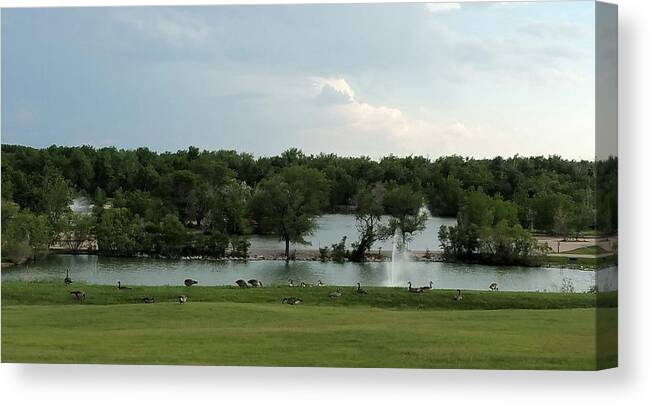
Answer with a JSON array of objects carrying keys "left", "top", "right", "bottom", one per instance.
[
  {"left": 1, "top": 282, "right": 617, "bottom": 369},
  {"left": 562, "top": 245, "right": 608, "bottom": 255},
  {"left": 544, "top": 254, "right": 617, "bottom": 268}
]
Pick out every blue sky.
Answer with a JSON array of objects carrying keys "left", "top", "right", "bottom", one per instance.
[{"left": 1, "top": 2, "right": 597, "bottom": 159}]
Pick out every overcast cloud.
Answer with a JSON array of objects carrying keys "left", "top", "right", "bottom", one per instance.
[{"left": 1, "top": 2, "right": 596, "bottom": 160}]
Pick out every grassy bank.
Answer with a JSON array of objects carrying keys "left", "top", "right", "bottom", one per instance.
[
  {"left": 1, "top": 282, "right": 618, "bottom": 369},
  {"left": 1, "top": 281, "right": 616, "bottom": 310},
  {"left": 544, "top": 254, "right": 617, "bottom": 269},
  {"left": 563, "top": 245, "right": 608, "bottom": 255}
]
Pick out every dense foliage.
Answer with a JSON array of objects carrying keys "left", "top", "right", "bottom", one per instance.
[
  {"left": 439, "top": 191, "right": 550, "bottom": 266},
  {"left": 1, "top": 144, "right": 616, "bottom": 263}
]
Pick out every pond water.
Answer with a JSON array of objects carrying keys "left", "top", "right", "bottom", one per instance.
[
  {"left": 1, "top": 254, "right": 617, "bottom": 293},
  {"left": 248, "top": 213, "right": 456, "bottom": 251},
  {"left": 10, "top": 209, "right": 616, "bottom": 292}
]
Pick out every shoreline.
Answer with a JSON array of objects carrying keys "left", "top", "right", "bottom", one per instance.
[{"left": 3, "top": 248, "right": 615, "bottom": 271}]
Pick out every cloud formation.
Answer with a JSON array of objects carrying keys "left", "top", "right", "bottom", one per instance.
[
  {"left": 519, "top": 20, "right": 586, "bottom": 39},
  {"left": 425, "top": 3, "right": 462, "bottom": 13},
  {"left": 303, "top": 77, "right": 490, "bottom": 157},
  {"left": 2, "top": 3, "right": 597, "bottom": 160},
  {"left": 115, "top": 9, "right": 214, "bottom": 46}
]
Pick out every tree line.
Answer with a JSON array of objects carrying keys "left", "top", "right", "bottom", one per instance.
[{"left": 1, "top": 144, "right": 616, "bottom": 265}]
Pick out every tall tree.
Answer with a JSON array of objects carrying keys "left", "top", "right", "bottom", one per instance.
[
  {"left": 39, "top": 174, "right": 71, "bottom": 223},
  {"left": 349, "top": 184, "right": 386, "bottom": 262},
  {"left": 62, "top": 212, "right": 96, "bottom": 254},
  {"left": 96, "top": 208, "right": 140, "bottom": 256},
  {"left": 158, "top": 213, "right": 188, "bottom": 257},
  {"left": 382, "top": 185, "right": 427, "bottom": 246},
  {"left": 249, "top": 166, "right": 329, "bottom": 258},
  {"left": 1, "top": 201, "right": 50, "bottom": 264}
]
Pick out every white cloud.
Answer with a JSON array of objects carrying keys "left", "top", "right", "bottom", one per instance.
[
  {"left": 519, "top": 21, "right": 586, "bottom": 39},
  {"left": 302, "top": 76, "right": 594, "bottom": 159},
  {"left": 311, "top": 77, "right": 355, "bottom": 100},
  {"left": 115, "top": 10, "right": 213, "bottom": 47},
  {"left": 305, "top": 77, "right": 490, "bottom": 157},
  {"left": 311, "top": 77, "right": 356, "bottom": 104},
  {"left": 425, "top": 3, "right": 462, "bottom": 13}
]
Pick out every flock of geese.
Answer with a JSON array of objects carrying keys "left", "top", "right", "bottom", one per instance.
[
  {"left": 64, "top": 268, "right": 501, "bottom": 306},
  {"left": 65, "top": 268, "right": 198, "bottom": 305}
]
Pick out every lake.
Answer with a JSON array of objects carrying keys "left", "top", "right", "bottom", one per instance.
[
  {"left": 4, "top": 211, "right": 617, "bottom": 292},
  {"left": 1, "top": 254, "right": 617, "bottom": 293},
  {"left": 248, "top": 213, "right": 456, "bottom": 252}
]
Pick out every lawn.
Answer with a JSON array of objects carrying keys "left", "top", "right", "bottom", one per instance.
[
  {"left": 1, "top": 282, "right": 618, "bottom": 370},
  {"left": 562, "top": 245, "right": 609, "bottom": 255},
  {"left": 544, "top": 254, "right": 617, "bottom": 269}
]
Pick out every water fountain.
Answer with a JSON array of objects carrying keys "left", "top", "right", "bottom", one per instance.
[{"left": 388, "top": 227, "right": 410, "bottom": 286}]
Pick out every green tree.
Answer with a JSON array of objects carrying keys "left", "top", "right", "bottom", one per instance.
[
  {"left": 158, "top": 213, "right": 188, "bottom": 257},
  {"left": 477, "top": 221, "right": 548, "bottom": 265},
  {"left": 96, "top": 208, "right": 140, "bottom": 256},
  {"left": 427, "top": 175, "right": 463, "bottom": 217},
  {"left": 250, "top": 166, "right": 329, "bottom": 258},
  {"left": 330, "top": 236, "right": 349, "bottom": 263},
  {"left": 39, "top": 174, "right": 72, "bottom": 244},
  {"left": 1, "top": 201, "right": 50, "bottom": 264},
  {"left": 64, "top": 148, "right": 94, "bottom": 190},
  {"left": 383, "top": 185, "right": 427, "bottom": 246},
  {"left": 230, "top": 236, "right": 251, "bottom": 259},
  {"left": 350, "top": 184, "right": 385, "bottom": 262},
  {"left": 62, "top": 212, "right": 96, "bottom": 253},
  {"left": 572, "top": 203, "right": 595, "bottom": 239},
  {"left": 552, "top": 206, "right": 572, "bottom": 239},
  {"left": 440, "top": 191, "right": 546, "bottom": 265},
  {"left": 208, "top": 180, "right": 251, "bottom": 235}
]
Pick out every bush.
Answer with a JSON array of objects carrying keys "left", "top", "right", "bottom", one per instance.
[
  {"left": 191, "top": 232, "right": 229, "bottom": 258},
  {"left": 319, "top": 246, "right": 330, "bottom": 262},
  {"left": 439, "top": 221, "right": 548, "bottom": 266},
  {"left": 1, "top": 204, "right": 51, "bottom": 264},
  {"left": 3, "top": 240, "right": 34, "bottom": 265},
  {"left": 230, "top": 236, "right": 250, "bottom": 259},
  {"left": 330, "top": 236, "right": 348, "bottom": 263}
]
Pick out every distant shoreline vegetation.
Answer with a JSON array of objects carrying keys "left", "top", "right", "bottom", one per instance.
[{"left": 1, "top": 145, "right": 617, "bottom": 266}]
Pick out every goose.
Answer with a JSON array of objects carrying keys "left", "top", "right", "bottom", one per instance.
[
  {"left": 420, "top": 281, "right": 434, "bottom": 291},
  {"left": 301, "top": 281, "right": 314, "bottom": 288},
  {"left": 70, "top": 290, "right": 85, "bottom": 302},
  {"left": 235, "top": 279, "right": 249, "bottom": 288},
  {"left": 142, "top": 297, "right": 155, "bottom": 304},
  {"left": 117, "top": 281, "right": 131, "bottom": 290},
  {"left": 248, "top": 279, "right": 263, "bottom": 288},
  {"left": 64, "top": 269, "right": 73, "bottom": 285},
  {"left": 281, "top": 297, "right": 302, "bottom": 305},
  {"left": 489, "top": 282, "right": 499, "bottom": 291},
  {"left": 329, "top": 288, "right": 342, "bottom": 298},
  {"left": 408, "top": 282, "right": 422, "bottom": 293},
  {"left": 317, "top": 280, "right": 326, "bottom": 287},
  {"left": 288, "top": 279, "right": 295, "bottom": 287},
  {"left": 184, "top": 278, "right": 198, "bottom": 287},
  {"left": 354, "top": 282, "right": 367, "bottom": 295},
  {"left": 452, "top": 289, "right": 463, "bottom": 301},
  {"left": 178, "top": 295, "right": 188, "bottom": 304}
]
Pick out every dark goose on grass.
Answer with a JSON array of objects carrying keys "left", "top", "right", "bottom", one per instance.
[{"left": 2, "top": 254, "right": 617, "bottom": 294}]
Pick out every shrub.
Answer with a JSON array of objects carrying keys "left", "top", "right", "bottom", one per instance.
[
  {"left": 230, "top": 237, "right": 250, "bottom": 259},
  {"left": 319, "top": 246, "right": 330, "bottom": 262},
  {"left": 330, "top": 236, "right": 348, "bottom": 263}
]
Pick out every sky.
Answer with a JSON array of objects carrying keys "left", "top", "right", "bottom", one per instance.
[{"left": 1, "top": 2, "right": 598, "bottom": 160}]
